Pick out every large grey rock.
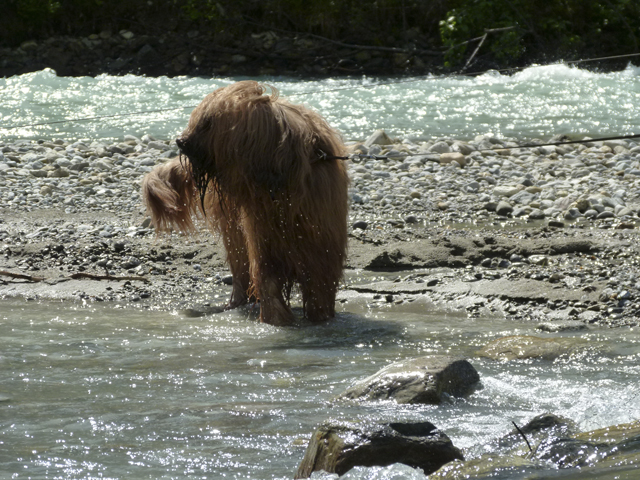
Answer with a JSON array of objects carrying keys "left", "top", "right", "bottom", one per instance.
[
  {"left": 338, "top": 355, "right": 480, "bottom": 404},
  {"left": 496, "top": 200, "right": 513, "bottom": 216},
  {"left": 494, "top": 185, "right": 523, "bottom": 197},
  {"left": 429, "top": 141, "right": 451, "bottom": 154},
  {"left": 439, "top": 152, "right": 466, "bottom": 166},
  {"left": 294, "top": 420, "right": 463, "bottom": 478},
  {"left": 363, "top": 129, "right": 394, "bottom": 147}
]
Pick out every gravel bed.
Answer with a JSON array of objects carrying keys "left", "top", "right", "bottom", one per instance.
[{"left": 2, "top": 131, "right": 640, "bottom": 327}]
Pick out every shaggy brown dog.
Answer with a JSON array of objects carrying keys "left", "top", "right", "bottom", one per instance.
[{"left": 142, "top": 81, "right": 349, "bottom": 326}]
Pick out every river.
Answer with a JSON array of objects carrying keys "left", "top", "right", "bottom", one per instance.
[{"left": 2, "top": 63, "right": 640, "bottom": 143}]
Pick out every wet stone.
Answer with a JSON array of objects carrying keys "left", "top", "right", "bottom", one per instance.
[
  {"left": 338, "top": 355, "right": 480, "bottom": 404},
  {"left": 496, "top": 201, "right": 513, "bottom": 216},
  {"left": 295, "top": 420, "right": 463, "bottom": 478}
]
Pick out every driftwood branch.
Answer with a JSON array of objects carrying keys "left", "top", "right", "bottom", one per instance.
[
  {"left": 0, "top": 269, "right": 149, "bottom": 284},
  {"left": 0, "top": 270, "right": 46, "bottom": 282},
  {"left": 69, "top": 272, "right": 151, "bottom": 283}
]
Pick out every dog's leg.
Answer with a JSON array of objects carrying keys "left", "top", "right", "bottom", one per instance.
[
  {"left": 214, "top": 205, "right": 252, "bottom": 309},
  {"left": 259, "top": 277, "right": 295, "bottom": 326},
  {"left": 300, "top": 279, "right": 337, "bottom": 323}
]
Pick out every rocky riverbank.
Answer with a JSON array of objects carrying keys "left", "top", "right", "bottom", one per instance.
[
  {"left": 2, "top": 131, "right": 640, "bottom": 327},
  {"left": 0, "top": 29, "right": 440, "bottom": 78}
]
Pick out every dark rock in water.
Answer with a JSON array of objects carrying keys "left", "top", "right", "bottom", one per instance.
[
  {"left": 294, "top": 420, "right": 463, "bottom": 478},
  {"left": 483, "top": 413, "right": 578, "bottom": 466},
  {"left": 519, "top": 413, "right": 574, "bottom": 435},
  {"left": 535, "top": 437, "right": 601, "bottom": 468},
  {"left": 337, "top": 355, "right": 480, "bottom": 404},
  {"left": 221, "top": 274, "right": 233, "bottom": 285},
  {"left": 180, "top": 305, "right": 226, "bottom": 317}
]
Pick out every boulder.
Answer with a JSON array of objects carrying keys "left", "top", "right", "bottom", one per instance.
[
  {"left": 439, "top": 152, "right": 466, "bottom": 166},
  {"left": 493, "top": 185, "right": 523, "bottom": 197},
  {"left": 363, "top": 129, "right": 394, "bottom": 147},
  {"left": 429, "top": 141, "right": 451, "bottom": 154},
  {"left": 337, "top": 355, "right": 480, "bottom": 404},
  {"left": 495, "top": 200, "right": 513, "bottom": 216},
  {"left": 294, "top": 420, "right": 463, "bottom": 478}
]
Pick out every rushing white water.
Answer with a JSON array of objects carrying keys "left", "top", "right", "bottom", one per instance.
[
  {"left": 2, "top": 63, "right": 640, "bottom": 143},
  {"left": 2, "top": 295, "right": 640, "bottom": 480}
]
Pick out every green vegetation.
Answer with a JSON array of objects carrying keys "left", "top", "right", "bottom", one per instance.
[
  {"left": 3, "top": 0, "right": 640, "bottom": 69},
  {"left": 440, "top": 0, "right": 640, "bottom": 67}
]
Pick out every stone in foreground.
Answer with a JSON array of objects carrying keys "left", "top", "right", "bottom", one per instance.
[
  {"left": 294, "top": 420, "right": 463, "bottom": 478},
  {"left": 337, "top": 355, "right": 480, "bottom": 404}
]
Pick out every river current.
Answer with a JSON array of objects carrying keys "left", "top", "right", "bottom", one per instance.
[
  {"left": 2, "top": 295, "right": 640, "bottom": 479},
  {"left": 2, "top": 63, "right": 640, "bottom": 143},
  {"left": 2, "top": 65, "right": 640, "bottom": 479}
]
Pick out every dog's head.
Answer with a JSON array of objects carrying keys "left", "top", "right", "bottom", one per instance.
[{"left": 175, "top": 127, "right": 218, "bottom": 212}]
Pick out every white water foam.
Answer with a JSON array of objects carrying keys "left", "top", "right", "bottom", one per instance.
[{"left": 1, "top": 64, "right": 640, "bottom": 143}]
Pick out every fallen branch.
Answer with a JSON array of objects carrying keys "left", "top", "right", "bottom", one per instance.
[
  {"left": 0, "top": 269, "right": 149, "bottom": 284},
  {"left": 69, "top": 272, "right": 150, "bottom": 283},
  {"left": 0, "top": 269, "right": 46, "bottom": 282}
]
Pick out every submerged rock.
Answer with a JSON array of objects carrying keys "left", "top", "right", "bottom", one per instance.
[
  {"left": 477, "top": 335, "right": 588, "bottom": 361},
  {"left": 294, "top": 420, "right": 463, "bottom": 478},
  {"left": 534, "top": 419, "right": 640, "bottom": 469},
  {"left": 430, "top": 456, "right": 537, "bottom": 479},
  {"left": 337, "top": 355, "right": 480, "bottom": 404}
]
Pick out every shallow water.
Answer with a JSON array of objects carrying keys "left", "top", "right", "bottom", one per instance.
[
  {"left": 2, "top": 295, "right": 640, "bottom": 479},
  {"left": 2, "top": 63, "right": 640, "bottom": 142}
]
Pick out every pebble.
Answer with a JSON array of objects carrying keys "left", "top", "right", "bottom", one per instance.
[
  {"left": 0, "top": 138, "right": 178, "bottom": 215},
  {"left": 2, "top": 132, "right": 640, "bottom": 241}
]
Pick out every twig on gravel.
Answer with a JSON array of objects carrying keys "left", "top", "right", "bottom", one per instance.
[
  {"left": 69, "top": 272, "right": 150, "bottom": 283},
  {"left": 0, "top": 269, "right": 149, "bottom": 284},
  {"left": 0, "top": 270, "right": 46, "bottom": 282}
]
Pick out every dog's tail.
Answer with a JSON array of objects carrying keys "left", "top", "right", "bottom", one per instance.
[{"left": 141, "top": 157, "right": 199, "bottom": 232}]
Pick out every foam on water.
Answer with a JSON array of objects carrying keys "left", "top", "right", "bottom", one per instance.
[{"left": 2, "top": 64, "right": 640, "bottom": 143}]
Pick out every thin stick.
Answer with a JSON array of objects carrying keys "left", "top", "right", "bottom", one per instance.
[
  {"left": 69, "top": 272, "right": 150, "bottom": 283},
  {"left": 512, "top": 421, "right": 533, "bottom": 454},
  {"left": 462, "top": 33, "right": 488, "bottom": 71},
  {"left": 0, "top": 270, "right": 46, "bottom": 282}
]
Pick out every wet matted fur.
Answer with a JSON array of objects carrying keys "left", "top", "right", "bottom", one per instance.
[{"left": 142, "top": 81, "right": 349, "bottom": 325}]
